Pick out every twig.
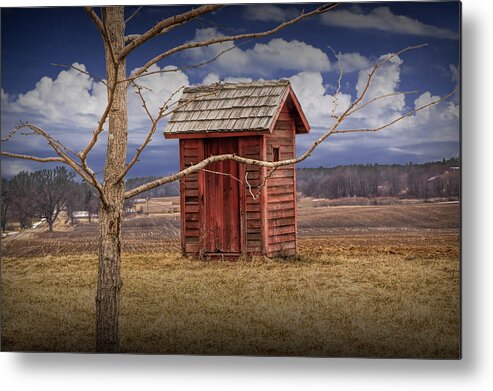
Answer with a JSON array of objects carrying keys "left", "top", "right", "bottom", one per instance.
[
  {"left": 84, "top": 7, "right": 105, "bottom": 37},
  {"left": 245, "top": 172, "right": 257, "bottom": 199},
  {"left": 346, "top": 90, "right": 419, "bottom": 116},
  {"left": 124, "top": 43, "right": 241, "bottom": 83},
  {"left": 333, "top": 89, "right": 457, "bottom": 134},
  {"left": 120, "top": 4, "right": 224, "bottom": 59},
  {"left": 116, "top": 86, "right": 218, "bottom": 183},
  {"left": 131, "top": 3, "right": 340, "bottom": 79},
  {"left": 79, "top": 65, "right": 118, "bottom": 161},
  {"left": 327, "top": 46, "right": 343, "bottom": 119},
  {"left": 0, "top": 151, "right": 64, "bottom": 163},
  {"left": 51, "top": 63, "right": 107, "bottom": 87},
  {"left": 202, "top": 168, "right": 242, "bottom": 184},
  {"left": 124, "top": 6, "right": 142, "bottom": 24}
]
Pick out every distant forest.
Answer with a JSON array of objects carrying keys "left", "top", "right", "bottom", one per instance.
[
  {"left": 127, "top": 157, "right": 460, "bottom": 200},
  {"left": 296, "top": 157, "right": 460, "bottom": 199},
  {"left": 1, "top": 158, "right": 460, "bottom": 231}
]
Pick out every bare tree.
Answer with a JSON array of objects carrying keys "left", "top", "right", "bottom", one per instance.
[
  {"left": 1, "top": 177, "right": 11, "bottom": 232},
  {"left": 8, "top": 171, "right": 35, "bottom": 230},
  {"left": 30, "top": 167, "right": 76, "bottom": 232},
  {"left": 0, "top": 4, "right": 456, "bottom": 352},
  {"left": 82, "top": 183, "right": 99, "bottom": 223}
]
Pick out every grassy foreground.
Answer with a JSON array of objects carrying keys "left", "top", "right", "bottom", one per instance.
[{"left": 1, "top": 244, "right": 460, "bottom": 357}]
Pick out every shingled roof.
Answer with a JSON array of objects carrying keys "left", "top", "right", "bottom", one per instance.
[{"left": 164, "top": 80, "right": 309, "bottom": 137}]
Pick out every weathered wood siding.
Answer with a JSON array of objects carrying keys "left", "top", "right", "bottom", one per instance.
[
  {"left": 238, "top": 136, "right": 264, "bottom": 255},
  {"left": 179, "top": 138, "right": 204, "bottom": 255},
  {"left": 264, "top": 109, "right": 297, "bottom": 257}
]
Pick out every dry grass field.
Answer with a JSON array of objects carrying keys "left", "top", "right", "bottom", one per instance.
[{"left": 1, "top": 201, "right": 460, "bottom": 357}]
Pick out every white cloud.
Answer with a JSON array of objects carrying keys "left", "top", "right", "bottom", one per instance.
[
  {"left": 187, "top": 28, "right": 331, "bottom": 76},
  {"left": 320, "top": 6, "right": 458, "bottom": 39},
  {"left": 201, "top": 73, "right": 220, "bottom": 85},
  {"left": 127, "top": 64, "right": 189, "bottom": 132},
  {"left": 351, "top": 54, "right": 406, "bottom": 127},
  {"left": 336, "top": 52, "right": 371, "bottom": 73},
  {"left": 294, "top": 52, "right": 458, "bottom": 163},
  {"left": 244, "top": 4, "right": 300, "bottom": 22},
  {"left": 1, "top": 63, "right": 190, "bottom": 150},
  {"left": 288, "top": 71, "right": 351, "bottom": 127},
  {"left": 6, "top": 63, "right": 107, "bottom": 129}
]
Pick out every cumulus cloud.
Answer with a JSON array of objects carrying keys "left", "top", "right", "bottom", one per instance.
[
  {"left": 4, "top": 63, "right": 107, "bottom": 129},
  {"left": 288, "top": 71, "right": 351, "bottom": 127},
  {"left": 320, "top": 6, "right": 458, "bottom": 39},
  {"left": 336, "top": 52, "right": 371, "bottom": 73},
  {"left": 244, "top": 4, "right": 300, "bottom": 22},
  {"left": 294, "top": 51, "right": 458, "bottom": 165},
  {"left": 187, "top": 28, "right": 331, "bottom": 76},
  {"left": 351, "top": 54, "right": 406, "bottom": 127},
  {"left": 1, "top": 63, "right": 190, "bottom": 150}
]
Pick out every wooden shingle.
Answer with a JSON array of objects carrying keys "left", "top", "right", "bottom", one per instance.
[{"left": 164, "top": 80, "right": 291, "bottom": 135}]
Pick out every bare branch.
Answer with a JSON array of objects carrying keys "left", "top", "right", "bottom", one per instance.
[
  {"left": 119, "top": 4, "right": 224, "bottom": 59},
  {"left": 124, "top": 6, "right": 142, "bottom": 24},
  {"left": 327, "top": 46, "right": 343, "bottom": 119},
  {"left": 122, "top": 42, "right": 240, "bottom": 84},
  {"left": 346, "top": 43, "right": 428, "bottom": 117},
  {"left": 84, "top": 7, "right": 105, "bottom": 36},
  {"left": 245, "top": 172, "right": 256, "bottom": 199},
  {"left": 1, "top": 122, "right": 107, "bottom": 203},
  {"left": 333, "top": 88, "right": 457, "bottom": 135},
  {"left": 51, "top": 63, "right": 108, "bottom": 87},
  {"left": 132, "top": 81, "right": 155, "bottom": 122},
  {"left": 125, "top": 44, "right": 456, "bottom": 200},
  {"left": 131, "top": 3, "right": 340, "bottom": 79},
  {"left": 79, "top": 69, "right": 118, "bottom": 161},
  {"left": 346, "top": 90, "right": 419, "bottom": 117},
  {"left": 202, "top": 168, "right": 242, "bottom": 184},
  {"left": 0, "top": 151, "right": 64, "bottom": 163},
  {"left": 254, "top": 166, "right": 278, "bottom": 199},
  {"left": 117, "top": 85, "right": 218, "bottom": 183}
]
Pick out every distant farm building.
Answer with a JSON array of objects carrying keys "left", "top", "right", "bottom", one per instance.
[
  {"left": 131, "top": 197, "right": 180, "bottom": 214},
  {"left": 164, "top": 80, "right": 310, "bottom": 257}
]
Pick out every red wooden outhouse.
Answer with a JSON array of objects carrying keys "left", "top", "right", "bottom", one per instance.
[{"left": 164, "top": 80, "right": 310, "bottom": 258}]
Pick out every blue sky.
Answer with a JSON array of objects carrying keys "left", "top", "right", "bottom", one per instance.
[{"left": 1, "top": 2, "right": 460, "bottom": 178}]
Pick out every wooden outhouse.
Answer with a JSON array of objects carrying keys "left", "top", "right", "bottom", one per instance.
[{"left": 164, "top": 80, "right": 310, "bottom": 258}]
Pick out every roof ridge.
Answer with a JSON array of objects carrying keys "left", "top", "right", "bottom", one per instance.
[{"left": 184, "top": 79, "right": 290, "bottom": 92}]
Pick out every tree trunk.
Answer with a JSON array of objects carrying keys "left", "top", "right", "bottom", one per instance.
[{"left": 95, "top": 6, "right": 127, "bottom": 353}]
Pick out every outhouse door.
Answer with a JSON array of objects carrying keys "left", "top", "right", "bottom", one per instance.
[{"left": 204, "top": 138, "right": 241, "bottom": 254}]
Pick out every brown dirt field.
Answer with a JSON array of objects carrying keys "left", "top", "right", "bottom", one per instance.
[
  {"left": 1, "top": 202, "right": 459, "bottom": 258},
  {"left": 1, "top": 202, "right": 460, "bottom": 357}
]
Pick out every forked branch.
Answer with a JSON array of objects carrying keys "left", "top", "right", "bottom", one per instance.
[
  {"left": 119, "top": 4, "right": 224, "bottom": 59},
  {"left": 131, "top": 3, "right": 339, "bottom": 79},
  {"left": 1, "top": 122, "right": 107, "bottom": 204},
  {"left": 84, "top": 7, "right": 105, "bottom": 36},
  {"left": 124, "top": 43, "right": 456, "bottom": 199}
]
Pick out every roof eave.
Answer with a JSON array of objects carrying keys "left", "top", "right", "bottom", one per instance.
[
  {"left": 288, "top": 86, "right": 310, "bottom": 134},
  {"left": 268, "top": 85, "right": 310, "bottom": 134}
]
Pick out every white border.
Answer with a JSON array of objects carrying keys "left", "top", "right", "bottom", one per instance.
[{"left": 2, "top": 1, "right": 492, "bottom": 390}]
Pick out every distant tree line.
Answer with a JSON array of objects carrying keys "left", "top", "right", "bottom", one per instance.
[
  {"left": 296, "top": 157, "right": 460, "bottom": 200},
  {"left": 1, "top": 169, "right": 180, "bottom": 232},
  {"left": 1, "top": 159, "right": 459, "bottom": 232},
  {"left": 1, "top": 167, "right": 99, "bottom": 232}
]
